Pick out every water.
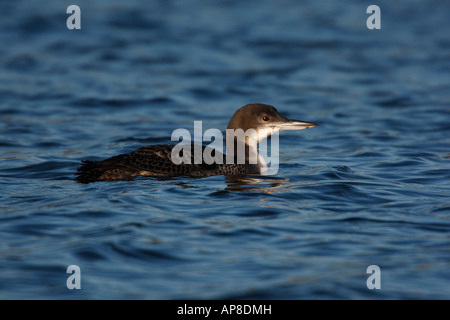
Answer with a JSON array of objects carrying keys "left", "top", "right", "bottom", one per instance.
[{"left": 1, "top": 0, "right": 449, "bottom": 299}]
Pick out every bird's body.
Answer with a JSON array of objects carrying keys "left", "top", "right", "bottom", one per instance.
[
  {"left": 76, "top": 144, "right": 259, "bottom": 183},
  {"left": 76, "top": 103, "right": 317, "bottom": 183}
]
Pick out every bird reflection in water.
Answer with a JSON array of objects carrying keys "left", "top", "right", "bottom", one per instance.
[{"left": 224, "top": 175, "right": 289, "bottom": 192}]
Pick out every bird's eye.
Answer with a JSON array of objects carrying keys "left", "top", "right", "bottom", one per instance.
[{"left": 263, "top": 116, "right": 270, "bottom": 121}]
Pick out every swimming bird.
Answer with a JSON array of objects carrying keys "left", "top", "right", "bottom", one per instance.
[{"left": 75, "top": 103, "right": 317, "bottom": 183}]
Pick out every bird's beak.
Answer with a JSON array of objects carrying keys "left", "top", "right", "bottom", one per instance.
[{"left": 274, "top": 118, "right": 318, "bottom": 131}]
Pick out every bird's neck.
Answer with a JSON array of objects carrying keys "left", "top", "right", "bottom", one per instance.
[{"left": 225, "top": 129, "right": 267, "bottom": 169}]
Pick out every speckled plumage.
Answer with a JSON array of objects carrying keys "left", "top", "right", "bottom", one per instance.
[{"left": 76, "top": 144, "right": 259, "bottom": 183}]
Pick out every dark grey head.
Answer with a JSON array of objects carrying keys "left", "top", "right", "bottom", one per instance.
[{"left": 226, "top": 103, "right": 317, "bottom": 143}]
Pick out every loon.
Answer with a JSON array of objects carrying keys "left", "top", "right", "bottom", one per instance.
[{"left": 76, "top": 103, "right": 317, "bottom": 183}]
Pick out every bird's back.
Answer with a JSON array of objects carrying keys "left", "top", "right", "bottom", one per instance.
[{"left": 76, "top": 144, "right": 258, "bottom": 183}]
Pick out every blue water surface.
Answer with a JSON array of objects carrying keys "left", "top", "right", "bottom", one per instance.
[{"left": 1, "top": 0, "right": 449, "bottom": 299}]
